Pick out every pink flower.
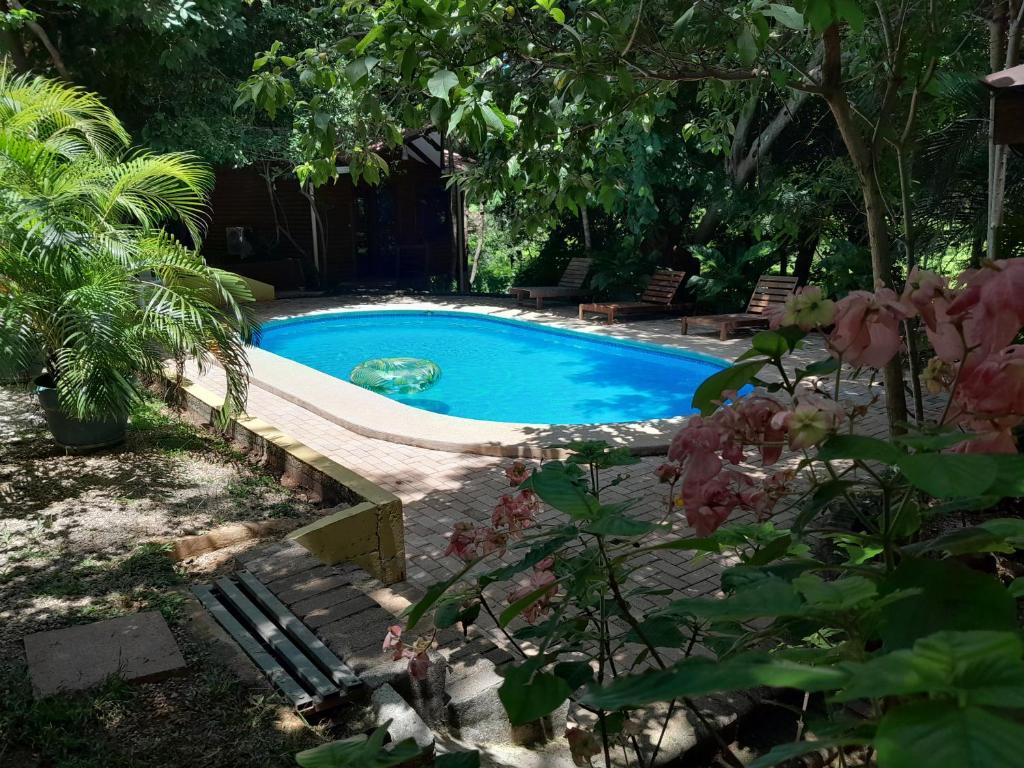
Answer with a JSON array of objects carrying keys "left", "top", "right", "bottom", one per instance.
[
  {"left": 565, "top": 728, "right": 602, "bottom": 767},
  {"left": 956, "top": 346, "right": 1024, "bottom": 420},
  {"left": 769, "top": 286, "right": 836, "bottom": 331},
  {"left": 506, "top": 561, "right": 558, "bottom": 624},
  {"left": 682, "top": 472, "right": 743, "bottom": 537},
  {"left": 902, "top": 268, "right": 966, "bottom": 363},
  {"left": 382, "top": 625, "right": 404, "bottom": 656},
  {"left": 738, "top": 470, "right": 794, "bottom": 520},
  {"left": 492, "top": 490, "right": 539, "bottom": 533},
  {"left": 712, "top": 394, "right": 788, "bottom": 466},
  {"left": 408, "top": 651, "right": 431, "bottom": 681},
  {"left": 655, "top": 462, "right": 681, "bottom": 484},
  {"left": 948, "top": 258, "right": 1024, "bottom": 358},
  {"left": 505, "top": 460, "right": 531, "bottom": 486},
  {"left": 772, "top": 395, "right": 845, "bottom": 451},
  {"left": 828, "top": 287, "right": 912, "bottom": 369},
  {"left": 668, "top": 416, "right": 723, "bottom": 486},
  {"left": 444, "top": 521, "right": 480, "bottom": 561},
  {"left": 921, "top": 356, "right": 955, "bottom": 395}
]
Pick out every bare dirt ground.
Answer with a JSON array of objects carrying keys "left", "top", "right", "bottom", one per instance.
[{"left": 0, "top": 384, "right": 334, "bottom": 768}]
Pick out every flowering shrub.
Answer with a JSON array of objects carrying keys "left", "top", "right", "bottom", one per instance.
[{"left": 375, "top": 261, "right": 1024, "bottom": 768}]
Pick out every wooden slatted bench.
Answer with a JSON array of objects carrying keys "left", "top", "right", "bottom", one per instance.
[
  {"left": 510, "top": 257, "right": 593, "bottom": 309},
  {"left": 682, "top": 274, "right": 799, "bottom": 340},
  {"left": 578, "top": 268, "right": 689, "bottom": 324}
]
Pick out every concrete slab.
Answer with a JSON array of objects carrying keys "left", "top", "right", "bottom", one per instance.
[{"left": 24, "top": 611, "right": 186, "bottom": 698}]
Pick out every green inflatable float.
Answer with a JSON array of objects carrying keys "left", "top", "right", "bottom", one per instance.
[{"left": 349, "top": 357, "right": 441, "bottom": 395}]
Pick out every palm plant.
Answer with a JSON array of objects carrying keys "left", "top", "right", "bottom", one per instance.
[{"left": 0, "top": 68, "right": 256, "bottom": 436}]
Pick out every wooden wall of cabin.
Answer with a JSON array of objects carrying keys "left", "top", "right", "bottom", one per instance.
[{"left": 203, "top": 159, "right": 455, "bottom": 290}]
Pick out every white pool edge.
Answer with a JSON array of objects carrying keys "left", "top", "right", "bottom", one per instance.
[{"left": 245, "top": 346, "right": 686, "bottom": 459}]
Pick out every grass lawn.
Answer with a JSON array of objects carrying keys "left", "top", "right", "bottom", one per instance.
[{"left": 0, "top": 385, "right": 335, "bottom": 767}]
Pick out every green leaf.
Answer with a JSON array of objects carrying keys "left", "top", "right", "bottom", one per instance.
[
  {"left": 434, "top": 600, "right": 462, "bottom": 629},
  {"left": 1010, "top": 578, "right": 1024, "bottom": 599},
  {"left": 795, "top": 356, "right": 840, "bottom": 380},
  {"left": 480, "top": 103, "right": 506, "bottom": 133},
  {"left": 908, "top": 518, "right": 1024, "bottom": 556},
  {"left": 499, "top": 580, "right": 557, "bottom": 627},
  {"left": 524, "top": 466, "right": 597, "bottom": 519},
  {"left": 581, "top": 655, "right": 848, "bottom": 710},
  {"left": 548, "top": 6, "right": 565, "bottom": 23},
  {"left": 553, "top": 660, "right": 594, "bottom": 690},
  {"left": 355, "top": 25, "right": 383, "bottom": 55},
  {"left": 749, "top": 738, "right": 864, "bottom": 768},
  {"left": 794, "top": 479, "right": 856, "bottom": 531},
  {"left": 660, "top": 577, "right": 801, "bottom": 622},
  {"left": 499, "top": 666, "right": 571, "bottom": 726},
  {"left": 985, "top": 454, "right": 1024, "bottom": 496},
  {"left": 736, "top": 25, "right": 758, "bottom": 66},
  {"left": 585, "top": 511, "right": 660, "bottom": 537},
  {"left": 295, "top": 729, "right": 422, "bottom": 768},
  {"left": 405, "top": 562, "right": 474, "bottom": 631},
  {"left": 793, "top": 574, "right": 876, "bottom": 610},
  {"left": 803, "top": 0, "right": 834, "bottom": 32},
  {"left": 626, "top": 615, "right": 687, "bottom": 648},
  {"left": 750, "top": 330, "right": 791, "bottom": 358},
  {"left": 816, "top": 435, "right": 903, "bottom": 465},
  {"left": 692, "top": 360, "right": 766, "bottom": 416},
  {"left": 834, "top": 0, "right": 865, "bottom": 31},
  {"left": 878, "top": 558, "right": 1019, "bottom": 650},
  {"left": 874, "top": 701, "right": 1024, "bottom": 768},
  {"left": 399, "top": 46, "right": 417, "bottom": 82},
  {"left": 427, "top": 69, "right": 460, "bottom": 103},
  {"left": 898, "top": 454, "right": 998, "bottom": 499},
  {"left": 763, "top": 4, "right": 806, "bottom": 29},
  {"left": 433, "top": 753, "right": 481, "bottom": 768},
  {"left": 835, "top": 631, "right": 1024, "bottom": 707}
]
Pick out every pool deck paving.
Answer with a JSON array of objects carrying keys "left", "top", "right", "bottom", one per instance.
[{"left": 185, "top": 295, "right": 942, "bottom": 657}]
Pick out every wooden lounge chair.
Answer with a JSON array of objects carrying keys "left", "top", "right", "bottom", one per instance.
[
  {"left": 578, "top": 268, "right": 689, "bottom": 324},
  {"left": 682, "top": 274, "right": 800, "bottom": 340},
  {"left": 509, "top": 257, "right": 593, "bottom": 309}
]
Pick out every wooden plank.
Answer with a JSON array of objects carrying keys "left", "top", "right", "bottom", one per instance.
[
  {"left": 193, "top": 585, "right": 315, "bottom": 711},
  {"left": 215, "top": 577, "right": 339, "bottom": 700},
  {"left": 237, "top": 571, "right": 362, "bottom": 691}
]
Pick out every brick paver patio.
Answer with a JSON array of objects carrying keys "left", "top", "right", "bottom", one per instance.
[{"left": 186, "top": 296, "right": 937, "bottom": 653}]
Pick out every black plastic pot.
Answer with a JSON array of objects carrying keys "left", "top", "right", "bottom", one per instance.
[{"left": 34, "top": 375, "right": 126, "bottom": 450}]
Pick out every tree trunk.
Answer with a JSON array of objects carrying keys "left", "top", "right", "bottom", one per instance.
[
  {"left": 988, "top": 0, "right": 1022, "bottom": 259},
  {"left": 691, "top": 90, "right": 812, "bottom": 244},
  {"left": 580, "top": 205, "right": 592, "bottom": 252},
  {"left": 469, "top": 209, "right": 485, "bottom": 286},
  {"left": 820, "top": 24, "right": 908, "bottom": 433},
  {"left": 7, "top": 0, "right": 69, "bottom": 77},
  {"left": 793, "top": 230, "right": 819, "bottom": 286}
]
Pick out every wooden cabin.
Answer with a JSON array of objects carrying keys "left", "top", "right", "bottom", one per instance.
[
  {"left": 202, "top": 131, "right": 466, "bottom": 292},
  {"left": 985, "top": 65, "right": 1024, "bottom": 147}
]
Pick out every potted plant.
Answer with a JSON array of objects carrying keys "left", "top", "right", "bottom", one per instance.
[{"left": 0, "top": 70, "right": 256, "bottom": 449}]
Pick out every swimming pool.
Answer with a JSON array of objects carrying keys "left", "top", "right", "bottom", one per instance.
[{"left": 258, "top": 311, "right": 730, "bottom": 425}]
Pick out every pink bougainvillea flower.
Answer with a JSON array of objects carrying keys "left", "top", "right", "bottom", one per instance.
[
  {"left": 565, "top": 727, "right": 602, "bottom": 767},
  {"left": 505, "top": 460, "right": 530, "bottom": 486},
  {"left": 770, "top": 285, "right": 836, "bottom": 331},
  {"left": 713, "top": 394, "right": 789, "bottom": 466},
  {"left": 477, "top": 526, "right": 509, "bottom": 557},
  {"left": 828, "top": 287, "right": 913, "bottom": 369},
  {"left": 948, "top": 258, "right": 1024, "bottom": 357}
]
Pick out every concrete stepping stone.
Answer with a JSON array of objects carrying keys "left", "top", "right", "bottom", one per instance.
[{"left": 24, "top": 611, "right": 186, "bottom": 698}]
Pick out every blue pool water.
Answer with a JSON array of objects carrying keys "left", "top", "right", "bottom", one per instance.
[{"left": 258, "top": 311, "right": 730, "bottom": 425}]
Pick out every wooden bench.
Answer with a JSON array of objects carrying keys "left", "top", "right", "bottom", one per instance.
[
  {"left": 510, "top": 257, "right": 592, "bottom": 309},
  {"left": 578, "top": 268, "right": 689, "bottom": 324},
  {"left": 682, "top": 274, "right": 799, "bottom": 340}
]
